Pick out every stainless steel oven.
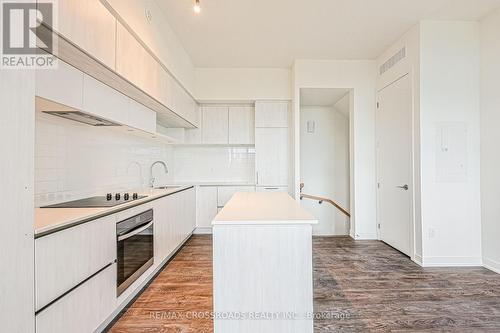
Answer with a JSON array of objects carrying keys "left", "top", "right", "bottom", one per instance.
[{"left": 116, "top": 209, "right": 154, "bottom": 296}]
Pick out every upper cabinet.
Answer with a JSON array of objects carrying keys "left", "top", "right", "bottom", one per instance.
[
  {"left": 82, "top": 74, "right": 129, "bottom": 125},
  {"left": 116, "top": 22, "right": 160, "bottom": 99},
  {"left": 115, "top": 23, "right": 199, "bottom": 128},
  {"left": 36, "top": 60, "right": 83, "bottom": 111},
  {"left": 255, "top": 101, "right": 289, "bottom": 128},
  {"left": 40, "top": 0, "right": 199, "bottom": 129},
  {"left": 202, "top": 106, "right": 229, "bottom": 144},
  {"left": 184, "top": 105, "right": 255, "bottom": 145},
  {"left": 56, "top": 0, "right": 116, "bottom": 69},
  {"left": 229, "top": 106, "right": 255, "bottom": 144}
]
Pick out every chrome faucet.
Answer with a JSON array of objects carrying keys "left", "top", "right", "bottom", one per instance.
[{"left": 149, "top": 161, "right": 169, "bottom": 188}]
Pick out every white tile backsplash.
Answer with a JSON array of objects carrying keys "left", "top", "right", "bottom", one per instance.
[
  {"left": 35, "top": 113, "right": 256, "bottom": 207},
  {"left": 35, "top": 112, "right": 174, "bottom": 207},
  {"left": 173, "top": 146, "right": 255, "bottom": 183}
]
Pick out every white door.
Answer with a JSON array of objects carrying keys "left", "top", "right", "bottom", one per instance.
[{"left": 377, "top": 74, "right": 412, "bottom": 256}]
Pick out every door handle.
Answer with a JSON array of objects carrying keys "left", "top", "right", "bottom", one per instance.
[{"left": 396, "top": 184, "right": 409, "bottom": 191}]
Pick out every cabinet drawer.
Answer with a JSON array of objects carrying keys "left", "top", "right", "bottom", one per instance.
[
  {"left": 217, "top": 186, "right": 255, "bottom": 207},
  {"left": 35, "top": 215, "right": 116, "bottom": 311},
  {"left": 36, "top": 263, "right": 115, "bottom": 333}
]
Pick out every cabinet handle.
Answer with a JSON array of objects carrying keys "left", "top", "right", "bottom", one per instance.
[
  {"left": 265, "top": 187, "right": 279, "bottom": 190},
  {"left": 256, "top": 171, "right": 259, "bottom": 185}
]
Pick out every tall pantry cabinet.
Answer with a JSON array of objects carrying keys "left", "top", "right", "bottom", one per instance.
[{"left": 254, "top": 101, "right": 289, "bottom": 192}]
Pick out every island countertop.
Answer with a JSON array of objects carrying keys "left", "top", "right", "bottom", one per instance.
[{"left": 212, "top": 192, "right": 318, "bottom": 225}]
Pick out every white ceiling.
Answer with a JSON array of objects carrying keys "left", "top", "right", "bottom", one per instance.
[
  {"left": 156, "top": 0, "right": 500, "bottom": 68},
  {"left": 300, "top": 88, "right": 349, "bottom": 107}
]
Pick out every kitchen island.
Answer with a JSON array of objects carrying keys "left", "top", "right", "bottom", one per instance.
[{"left": 212, "top": 192, "right": 318, "bottom": 333}]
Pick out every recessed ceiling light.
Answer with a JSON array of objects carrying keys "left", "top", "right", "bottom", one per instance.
[{"left": 194, "top": 0, "right": 201, "bottom": 14}]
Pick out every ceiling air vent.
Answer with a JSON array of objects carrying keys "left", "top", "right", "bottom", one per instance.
[{"left": 379, "top": 47, "right": 406, "bottom": 75}]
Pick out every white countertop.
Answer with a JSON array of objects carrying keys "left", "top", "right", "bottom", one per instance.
[
  {"left": 212, "top": 192, "right": 318, "bottom": 225},
  {"left": 171, "top": 181, "right": 256, "bottom": 186},
  {"left": 35, "top": 185, "right": 193, "bottom": 236}
]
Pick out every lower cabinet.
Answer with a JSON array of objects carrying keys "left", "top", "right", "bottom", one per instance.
[
  {"left": 153, "top": 188, "right": 196, "bottom": 264},
  {"left": 35, "top": 263, "right": 115, "bottom": 333},
  {"left": 34, "top": 188, "right": 197, "bottom": 333},
  {"left": 197, "top": 186, "right": 256, "bottom": 228},
  {"left": 196, "top": 186, "right": 218, "bottom": 227},
  {"left": 217, "top": 186, "right": 256, "bottom": 207},
  {"left": 35, "top": 215, "right": 116, "bottom": 311}
]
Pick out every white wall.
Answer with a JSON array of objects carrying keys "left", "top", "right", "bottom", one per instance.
[
  {"left": 293, "top": 60, "right": 378, "bottom": 239},
  {"left": 300, "top": 106, "right": 349, "bottom": 235},
  {"left": 419, "top": 21, "right": 482, "bottom": 266},
  {"left": 35, "top": 112, "right": 174, "bottom": 207},
  {"left": 0, "top": 70, "right": 35, "bottom": 332},
  {"left": 480, "top": 8, "right": 500, "bottom": 273},
  {"left": 172, "top": 146, "right": 255, "bottom": 184},
  {"left": 103, "top": 0, "right": 196, "bottom": 95},
  {"left": 195, "top": 68, "right": 291, "bottom": 102}
]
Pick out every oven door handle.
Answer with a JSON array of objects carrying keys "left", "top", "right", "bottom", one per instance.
[{"left": 117, "top": 221, "right": 153, "bottom": 241}]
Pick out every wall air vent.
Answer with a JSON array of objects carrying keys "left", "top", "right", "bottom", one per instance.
[{"left": 379, "top": 47, "right": 406, "bottom": 75}]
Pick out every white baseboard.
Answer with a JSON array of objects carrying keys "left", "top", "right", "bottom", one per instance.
[
  {"left": 413, "top": 254, "right": 423, "bottom": 266},
  {"left": 193, "top": 226, "right": 212, "bottom": 234},
  {"left": 422, "top": 256, "right": 482, "bottom": 267},
  {"left": 353, "top": 232, "right": 378, "bottom": 240},
  {"left": 312, "top": 233, "right": 350, "bottom": 237},
  {"left": 483, "top": 257, "right": 500, "bottom": 274}
]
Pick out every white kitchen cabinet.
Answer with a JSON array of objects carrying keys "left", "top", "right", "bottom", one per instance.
[
  {"left": 116, "top": 22, "right": 160, "bottom": 101},
  {"left": 128, "top": 99, "right": 157, "bottom": 133},
  {"left": 217, "top": 186, "right": 255, "bottom": 207},
  {"left": 255, "top": 128, "right": 288, "bottom": 186},
  {"left": 228, "top": 106, "right": 255, "bottom": 144},
  {"left": 153, "top": 188, "right": 196, "bottom": 264},
  {"left": 175, "top": 85, "right": 199, "bottom": 127},
  {"left": 35, "top": 60, "right": 83, "bottom": 111},
  {"left": 202, "top": 106, "right": 229, "bottom": 144},
  {"left": 83, "top": 0, "right": 116, "bottom": 68},
  {"left": 55, "top": 0, "right": 116, "bottom": 69},
  {"left": 256, "top": 186, "right": 288, "bottom": 192},
  {"left": 179, "top": 187, "right": 197, "bottom": 239},
  {"left": 255, "top": 101, "right": 289, "bottom": 128},
  {"left": 197, "top": 186, "right": 218, "bottom": 227},
  {"left": 153, "top": 195, "right": 171, "bottom": 264},
  {"left": 35, "top": 264, "right": 115, "bottom": 333},
  {"left": 35, "top": 215, "right": 116, "bottom": 311},
  {"left": 82, "top": 74, "right": 129, "bottom": 125}
]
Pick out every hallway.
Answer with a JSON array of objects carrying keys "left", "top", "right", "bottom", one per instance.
[{"left": 108, "top": 235, "right": 500, "bottom": 332}]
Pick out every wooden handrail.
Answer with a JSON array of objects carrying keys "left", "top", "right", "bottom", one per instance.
[{"left": 300, "top": 193, "right": 351, "bottom": 218}]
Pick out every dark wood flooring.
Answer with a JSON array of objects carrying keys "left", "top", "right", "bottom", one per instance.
[{"left": 108, "top": 235, "right": 500, "bottom": 332}]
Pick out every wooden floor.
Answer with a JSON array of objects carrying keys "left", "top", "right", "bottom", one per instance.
[{"left": 108, "top": 235, "right": 500, "bottom": 333}]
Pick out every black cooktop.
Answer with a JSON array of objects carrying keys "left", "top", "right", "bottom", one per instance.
[{"left": 41, "top": 194, "right": 147, "bottom": 208}]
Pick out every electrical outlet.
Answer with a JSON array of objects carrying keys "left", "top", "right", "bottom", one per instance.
[{"left": 428, "top": 228, "right": 435, "bottom": 239}]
